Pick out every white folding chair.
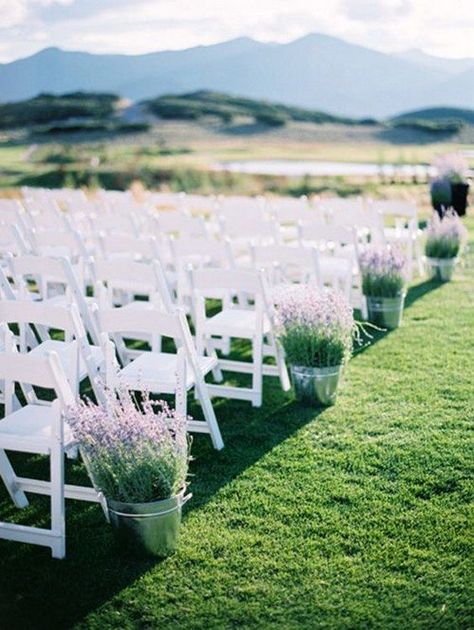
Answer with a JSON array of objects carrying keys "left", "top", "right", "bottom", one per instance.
[
  {"left": 251, "top": 243, "right": 321, "bottom": 287},
  {"left": 98, "top": 306, "right": 223, "bottom": 450},
  {"left": 170, "top": 236, "right": 235, "bottom": 314},
  {"left": 0, "top": 300, "right": 104, "bottom": 403},
  {"left": 0, "top": 325, "right": 101, "bottom": 559},
  {"left": 298, "top": 224, "right": 363, "bottom": 311},
  {"left": 154, "top": 212, "right": 208, "bottom": 238},
  {"left": 93, "top": 257, "right": 174, "bottom": 359},
  {"left": 0, "top": 200, "right": 33, "bottom": 260},
  {"left": 369, "top": 199, "right": 422, "bottom": 278},
  {"left": 190, "top": 268, "right": 290, "bottom": 407},
  {"left": 97, "top": 233, "right": 161, "bottom": 262},
  {"left": 267, "top": 196, "right": 312, "bottom": 242},
  {"left": 7, "top": 254, "right": 100, "bottom": 347}
]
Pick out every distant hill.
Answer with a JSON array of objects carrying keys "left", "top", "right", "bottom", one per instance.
[
  {"left": 0, "top": 35, "right": 473, "bottom": 118},
  {"left": 0, "top": 93, "right": 149, "bottom": 135},
  {"left": 3, "top": 91, "right": 473, "bottom": 141},
  {"left": 0, "top": 92, "right": 118, "bottom": 128},
  {"left": 144, "top": 91, "right": 374, "bottom": 126},
  {"left": 391, "top": 107, "right": 474, "bottom": 125}
]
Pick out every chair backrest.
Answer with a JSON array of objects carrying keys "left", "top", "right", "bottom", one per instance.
[
  {"left": 299, "top": 223, "right": 357, "bottom": 249},
  {"left": 267, "top": 196, "right": 310, "bottom": 223},
  {"left": 0, "top": 224, "right": 29, "bottom": 256},
  {"left": 170, "top": 236, "right": 234, "bottom": 268},
  {"left": 8, "top": 254, "right": 84, "bottom": 298},
  {"left": 317, "top": 196, "right": 364, "bottom": 215},
  {"left": 0, "top": 199, "right": 29, "bottom": 231},
  {"left": 98, "top": 234, "right": 160, "bottom": 260},
  {"left": 0, "top": 323, "right": 75, "bottom": 414},
  {"left": 0, "top": 299, "right": 87, "bottom": 353},
  {"left": 31, "top": 228, "right": 87, "bottom": 260},
  {"left": 7, "top": 254, "right": 99, "bottom": 345},
  {"left": 22, "top": 198, "right": 65, "bottom": 232},
  {"left": 251, "top": 244, "right": 321, "bottom": 285},
  {"left": 182, "top": 194, "right": 217, "bottom": 216},
  {"left": 155, "top": 212, "right": 207, "bottom": 238},
  {"left": 191, "top": 267, "right": 265, "bottom": 299},
  {"left": 99, "top": 304, "right": 182, "bottom": 340},
  {"left": 147, "top": 191, "right": 184, "bottom": 211},
  {"left": 220, "top": 214, "right": 278, "bottom": 241},
  {"left": 93, "top": 257, "right": 173, "bottom": 311},
  {"left": 0, "top": 299, "right": 81, "bottom": 333},
  {"left": 369, "top": 199, "right": 417, "bottom": 219},
  {"left": 90, "top": 211, "right": 139, "bottom": 237},
  {"left": 218, "top": 196, "right": 265, "bottom": 220}
]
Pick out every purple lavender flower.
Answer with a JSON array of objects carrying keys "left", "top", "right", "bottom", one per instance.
[
  {"left": 66, "top": 389, "right": 190, "bottom": 503},
  {"left": 273, "top": 286, "right": 354, "bottom": 368},
  {"left": 425, "top": 211, "right": 467, "bottom": 259}
]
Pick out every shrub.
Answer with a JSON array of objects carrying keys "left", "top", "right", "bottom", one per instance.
[
  {"left": 255, "top": 110, "right": 288, "bottom": 127},
  {"left": 359, "top": 246, "right": 406, "bottom": 297},
  {"left": 274, "top": 286, "right": 354, "bottom": 368}
]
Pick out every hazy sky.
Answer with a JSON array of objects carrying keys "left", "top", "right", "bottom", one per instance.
[{"left": 0, "top": 0, "right": 473, "bottom": 63}]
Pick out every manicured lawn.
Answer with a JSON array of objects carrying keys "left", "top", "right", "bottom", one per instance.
[{"left": 0, "top": 219, "right": 473, "bottom": 629}]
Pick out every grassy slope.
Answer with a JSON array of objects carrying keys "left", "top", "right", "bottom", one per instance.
[{"left": 0, "top": 220, "right": 473, "bottom": 629}]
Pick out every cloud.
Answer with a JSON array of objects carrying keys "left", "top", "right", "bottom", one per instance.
[
  {"left": 0, "top": 0, "right": 472, "bottom": 62},
  {"left": 342, "top": 0, "right": 412, "bottom": 22}
]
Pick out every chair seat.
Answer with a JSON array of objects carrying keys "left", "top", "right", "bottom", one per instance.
[
  {"left": 29, "top": 340, "right": 102, "bottom": 382},
  {"left": 0, "top": 404, "right": 73, "bottom": 454},
  {"left": 119, "top": 352, "right": 217, "bottom": 392},
  {"left": 204, "top": 309, "right": 272, "bottom": 338}
]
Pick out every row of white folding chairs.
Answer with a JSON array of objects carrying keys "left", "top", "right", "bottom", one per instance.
[
  {"left": 0, "top": 300, "right": 221, "bottom": 558},
  {"left": 3, "top": 191, "right": 421, "bottom": 279},
  {"left": 1, "top": 253, "right": 295, "bottom": 424}
]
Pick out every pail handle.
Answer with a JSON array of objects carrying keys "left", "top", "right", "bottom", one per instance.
[{"left": 108, "top": 491, "right": 193, "bottom": 519}]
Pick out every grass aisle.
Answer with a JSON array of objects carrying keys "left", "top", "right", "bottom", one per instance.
[{"left": 1, "top": 221, "right": 473, "bottom": 629}]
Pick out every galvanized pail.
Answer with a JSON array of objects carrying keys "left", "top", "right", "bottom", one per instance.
[
  {"left": 108, "top": 489, "right": 191, "bottom": 558},
  {"left": 426, "top": 257, "right": 457, "bottom": 282},
  {"left": 366, "top": 294, "right": 405, "bottom": 330},
  {"left": 290, "top": 364, "right": 342, "bottom": 406}
]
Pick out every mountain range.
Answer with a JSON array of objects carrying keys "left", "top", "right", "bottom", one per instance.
[{"left": 1, "top": 34, "right": 473, "bottom": 118}]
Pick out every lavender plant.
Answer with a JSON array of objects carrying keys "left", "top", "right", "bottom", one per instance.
[
  {"left": 274, "top": 286, "right": 354, "bottom": 368},
  {"left": 425, "top": 211, "right": 468, "bottom": 259},
  {"left": 434, "top": 153, "right": 469, "bottom": 185},
  {"left": 67, "top": 390, "right": 190, "bottom": 504},
  {"left": 359, "top": 246, "right": 406, "bottom": 298}
]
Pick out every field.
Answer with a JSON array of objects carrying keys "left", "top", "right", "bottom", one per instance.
[
  {"left": 0, "top": 212, "right": 473, "bottom": 629},
  {"left": 1, "top": 114, "right": 474, "bottom": 194}
]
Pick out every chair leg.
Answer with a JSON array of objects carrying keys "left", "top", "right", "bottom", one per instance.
[
  {"left": 205, "top": 340, "right": 223, "bottom": 382},
  {"left": 50, "top": 442, "right": 66, "bottom": 559},
  {"left": 194, "top": 380, "right": 224, "bottom": 450},
  {"left": 251, "top": 334, "right": 263, "bottom": 408},
  {"left": 0, "top": 449, "right": 29, "bottom": 508},
  {"left": 271, "top": 334, "right": 291, "bottom": 392}
]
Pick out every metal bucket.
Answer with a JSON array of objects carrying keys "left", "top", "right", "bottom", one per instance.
[
  {"left": 366, "top": 294, "right": 405, "bottom": 330},
  {"left": 290, "top": 364, "right": 342, "bottom": 406},
  {"left": 426, "top": 257, "right": 457, "bottom": 282},
  {"left": 107, "top": 489, "right": 191, "bottom": 558}
]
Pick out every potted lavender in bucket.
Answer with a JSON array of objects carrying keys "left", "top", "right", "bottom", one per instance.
[
  {"left": 433, "top": 153, "right": 470, "bottom": 216},
  {"left": 425, "top": 211, "right": 467, "bottom": 281},
  {"left": 67, "top": 390, "right": 191, "bottom": 558},
  {"left": 274, "top": 286, "right": 354, "bottom": 406},
  {"left": 359, "top": 246, "right": 406, "bottom": 329}
]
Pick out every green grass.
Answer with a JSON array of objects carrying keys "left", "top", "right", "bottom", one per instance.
[{"left": 0, "top": 220, "right": 473, "bottom": 629}]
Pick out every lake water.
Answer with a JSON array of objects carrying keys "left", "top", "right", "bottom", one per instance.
[{"left": 214, "top": 160, "right": 436, "bottom": 178}]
